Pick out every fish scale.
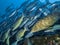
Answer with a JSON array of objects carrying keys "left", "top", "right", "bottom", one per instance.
[
  {"left": 31, "top": 13, "right": 60, "bottom": 33},
  {"left": 25, "top": 13, "right": 60, "bottom": 38}
]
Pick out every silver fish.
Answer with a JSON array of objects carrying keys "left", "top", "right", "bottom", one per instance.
[
  {"left": 19, "top": 18, "right": 29, "bottom": 28},
  {"left": 9, "top": 10, "right": 17, "bottom": 18},
  {"left": 26, "top": 0, "right": 39, "bottom": 11},
  {"left": 44, "top": 25, "right": 60, "bottom": 32}
]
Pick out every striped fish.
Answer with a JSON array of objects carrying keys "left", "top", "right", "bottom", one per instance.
[
  {"left": 31, "top": 13, "right": 60, "bottom": 33},
  {"left": 25, "top": 12, "right": 60, "bottom": 38},
  {"left": 12, "top": 15, "right": 24, "bottom": 31}
]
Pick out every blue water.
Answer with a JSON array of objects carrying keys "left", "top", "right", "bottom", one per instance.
[
  {"left": 0, "top": 0, "right": 25, "bottom": 15},
  {"left": 0, "top": 0, "right": 60, "bottom": 15}
]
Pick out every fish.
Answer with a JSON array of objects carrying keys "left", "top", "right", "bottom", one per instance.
[
  {"left": 12, "top": 15, "right": 24, "bottom": 31},
  {"left": 11, "top": 27, "right": 27, "bottom": 45},
  {"left": 6, "top": 36, "right": 10, "bottom": 45},
  {"left": 0, "top": 29, "right": 11, "bottom": 42},
  {"left": 16, "top": 27, "right": 27, "bottom": 40},
  {"left": 25, "top": 14, "right": 42, "bottom": 28},
  {"left": 26, "top": 0, "right": 39, "bottom": 11},
  {"left": 44, "top": 25, "right": 60, "bottom": 32},
  {"left": 19, "top": 18, "right": 29, "bottom": 28},
  {"left": 25, "top": 17, "right": 38, "bottom": 29},
  {"left": 9, "top": 10, "right": 17, "bottom": 18},
  {"left": 56, "top": 37, "right": 60, "bottom": 40},
  {"left": 27, "top": 0, "right": 44, "bottom": 15},
  {"left": 25, "top": 12, "right": 60, "bottom": 38},
  {"left": 31, "top": 12, "right": 60, "bottom": 33}
]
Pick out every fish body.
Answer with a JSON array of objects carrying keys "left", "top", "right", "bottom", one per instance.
[
  {"left": 9, "top": 10, "right": 17, "bottom": 18},
  {"left": 26, "top": 0, "right": 38, "bottom": 11},
  {"left": 31, "top": 13, "right": 60, "bottom": 33},
  {"left": 12, "top": 15, "right": 24, "bottom": 31},
  {"left": 0, "top": 29, "right": 10, "bottom": 42},
  {"left": 25, "top": 13, "right": 60, "bottom": 38},
  {"left": 56, "top": 37, "right": 60, "bottom": 40},
  {"left": 16, "top": 28, "right": 27, "bottom": 40},
  {"left": 44, "top": 25, "right": 60, "bottom": 32},
  {"left": 6, "top": 37, "right": 10, "bottom": 45},
  {"left": 12, "top": 27, "right": 27, "bottom": 45},
  {"left": 19, "top": 18, "right": 29, "bottom": 28}
]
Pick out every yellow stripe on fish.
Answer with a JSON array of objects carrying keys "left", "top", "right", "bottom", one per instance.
[
  {"left": 16, "top": 27, "right": 27, "bottom": 40},
  {"left": 31, "top": 13, "right": 60, "bottom": 33},
  {"left": 10, "top": 27, "right": 27, "bottom": 45},
  {"left": 12, "top": 15, "right": 24, "bottom": 31},
  {"left": 1, "top": 29, "right": 11, "bottom": 42}
]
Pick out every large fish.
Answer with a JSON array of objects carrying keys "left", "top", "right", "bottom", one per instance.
[
  {"left": 25, "top": 12, "right": 60, "bottom": 38},
  {"left": 31, "top": 14, "right": 60, "bottom": 33},
  {"left": 31, "top": 15, "right": 58, "bottom": 32}
]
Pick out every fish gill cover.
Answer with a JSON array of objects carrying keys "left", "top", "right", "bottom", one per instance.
[{"left": 0, "top": 0, "right": 60, "bottom": 45}]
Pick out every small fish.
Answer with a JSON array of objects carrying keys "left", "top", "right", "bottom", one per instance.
[
  {"left": 1, "top": 29, "right": 10, "bottom": 42},
  {"left": 26, "top": 0, "right": 38, "bottom": 11},
  {"left": 12, "top": 27, "right": 27, "bottom": 45},
  {"left": 6, "top": 37, "right": 10, "bottom": 45},
  {"left": 9, "top": 10, "right": 17, "bottom": 18},
  {"left": 20, "top": 18, "right": 29, "bottom": 28},
  {"left": 25, "top": 15, "right": 40, "bottom": 28},
  {"left": 25, "top": 17, "right": 38, "bottom": 28},
  {"left": 53, "top": 25, "right": 60, "bottom": 30},
  {"left": 44, "top": 24, "right": 60, "bottom": 32},
  {"left": 12, "top": 15, "right": 24, "bottom": 31},
  {"left": 16, "top": 27, "right": 27, "bottom": 40}
]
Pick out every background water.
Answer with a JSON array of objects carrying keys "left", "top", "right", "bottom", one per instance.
[{"left": 0, "top": 0, "right": 59, "bottom": 15}]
